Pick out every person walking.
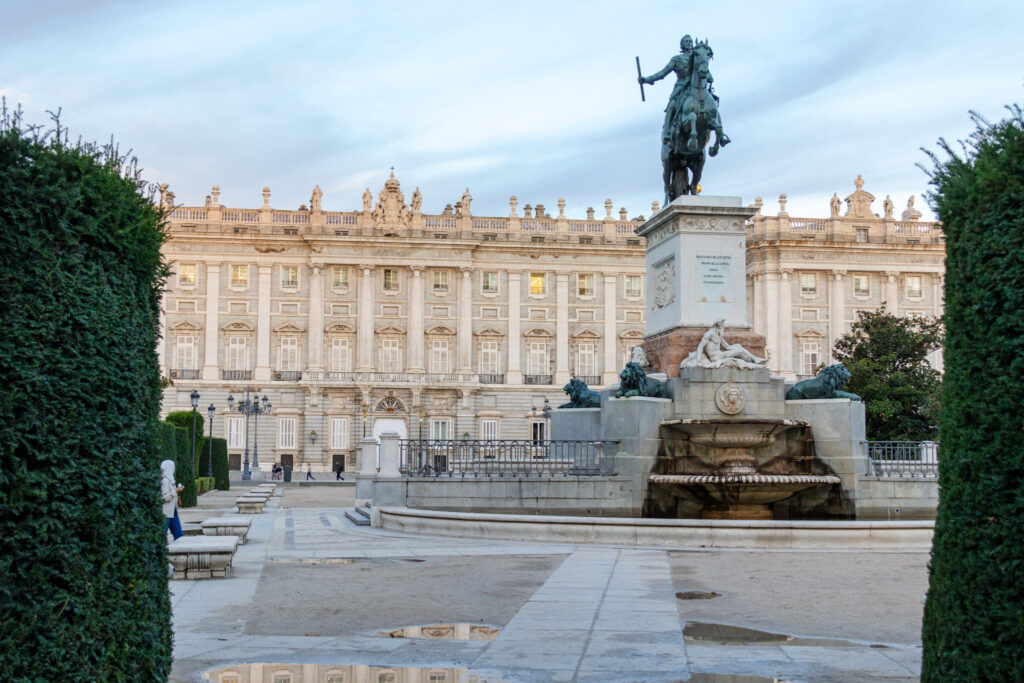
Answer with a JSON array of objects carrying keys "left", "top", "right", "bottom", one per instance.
[
  {"left": 305, "top": 464, "right": 315, "bottom": 481},
  {"left": 335, "top": 463, "right": 345, "bottom": 481},
  {"left": 160, "top": 460, "right": 184, "bottom": 541}
]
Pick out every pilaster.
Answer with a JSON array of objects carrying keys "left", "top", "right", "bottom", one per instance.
[
  {"left": 778, "top": 268, "right": 795, "bottom": 378},
  {"left": 202, "top": 262, "right": 221, "bottom": 380},
  {"left": 356, "top": 266, "right": 375, "bottom": 371},
  {"left": 602, "top": 273, "right": 618, "bottom": 385},
  {"left": 506, "top": 271, "right": 522, "bottom": 384},
  {"left": 829, "top": 269, "right": 846, "bottom": 364},
  {"left": 254, "top": 265, "right": 272, "bottom": 381},
  {"left": 456, "top": 267, "right": 473, "bottom": 374},
  {"left": 764, "top": 270, "right": 780, "bottom": 374},
  {"left": 884, "top": 271, "right": 900, "bottom": 315},
  {"left": 306, "top": 265, "right": 324, "bottom": 372},
  {"left": 407, "top": 266, "right": 425, "bottom": 373},
  {"left": 555, "top": 272, "right": 570, "bottom": 385}
]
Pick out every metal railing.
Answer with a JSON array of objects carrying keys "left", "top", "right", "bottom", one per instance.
[
  {"left": 222, "top": 370, "right": 252, "bottom": 381},
  {"left": 479, "top": 373, "right": 506, "bottom": 384},
  {"left": 574, "top": 375, "right": 600, "bottom": 386},
  {"left": 168, "top": 368, "right": 200, "bottom": 380},
  {"left": 524, "top": 374, "right": 553, "bottom": 385},
  {"left": 399, "top": 439, "right": 604, "bottom": 477},
  {"left": 274, "top": 371, "right": 303, "bottom": 381},
  {"left": 863, "top": 441, "right": 939, "bottom": 478}
]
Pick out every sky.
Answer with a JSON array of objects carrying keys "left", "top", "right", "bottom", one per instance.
[{"left": 2, "top": 1, "right": 1022, "bottom": 221}]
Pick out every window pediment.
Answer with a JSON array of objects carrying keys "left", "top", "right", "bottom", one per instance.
[
  {"left": 795, "top": 328, "right": 825, "bottom": 339},
  {"left": 426, "top": 325, "right": 456, "bottom": 336},
  {"left": 325, "top": 323, "right": 355, "bottom": 334},
  {"left": 222, "top": 321, "right": 254, "bottom": 332},
  {"left": 572, "top": 328, "right": 600, "bottom": 339},
  {"left": 273, "top": 322, "right": 305, "bottom": 333},
  {"left": 475, "top": 327, "right": 504, "bottom": 338},
  {"left": 619, "top": 329, "right": 645, "bottom": 339},
  {"left": 376, "top": 323, "right": 406, "bottom": 335},
  {"left": 169, "top": 319, "right": 202, "bottom": 331},
  {"left": 524, "top": 327, "right": 553, "bottom": 338}
]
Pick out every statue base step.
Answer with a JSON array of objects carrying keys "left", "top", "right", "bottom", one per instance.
[{"left": 640, "top": 325, "right": 767, "bottom": 379}]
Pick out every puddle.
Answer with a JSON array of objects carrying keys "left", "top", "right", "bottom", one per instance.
[
  {"left": 684, "top": 622, "right": 888, "bottom": 649},
  {"left": 378, "top": 623, "right": 500, "bottom": 641},
  {"left": 676, "top": 590, "right": 721, "bottom": 600},
  {"left": 202, "top": 663, "right": 488, "bottom": 681}
]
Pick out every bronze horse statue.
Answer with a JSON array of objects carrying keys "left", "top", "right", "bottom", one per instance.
[{"left": 662, "top": 41, "right": 729, "bottom": 203}]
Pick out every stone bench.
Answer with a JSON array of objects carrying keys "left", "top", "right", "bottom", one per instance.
[
  {"left": 167, "top": 535, "right": 240, "bottom": 579},
  {"left": 235, "top": 496, "right": 266, "bottom": 514},
  {"left": 201, "top": 515, "right": 253, "bottom": 544},
  {"left": 246, "top": 489, "right": 273, "bottom": 498}
]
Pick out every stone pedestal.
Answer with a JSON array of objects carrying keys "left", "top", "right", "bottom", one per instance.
[
  {"left": 642, "top": 327, "right": 766, "bottom": 379},
  {"left": 550, "top": 408, "right": 602, "bottom": 442}
]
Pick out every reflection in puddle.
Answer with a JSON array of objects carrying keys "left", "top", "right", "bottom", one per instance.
[
  {"left": 684, "top": 622, "right": 888, "bottom": 649},
  {"left": 202, "top": 663, "right": 481, "bottom": 682},
  {"left": 378, "top": 623, "right": 500, "bottom": 641}
]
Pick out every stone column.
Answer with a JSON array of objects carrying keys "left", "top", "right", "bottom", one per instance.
[
  {"left": 829, "top": 270, "right": 846, "bottom": 363},
  {"left": 884, "top": 271, "right": 900, "bottom": 315},
  {"left": 752, "top": 272, "right": 766, "bottom": 336},
  {"left": 356, "top": 266, "right": 375, "bottom": 371},
  {"left": 777, "top": 268, "right": 795, "bottom": 377},
  {"left": 602, "top": 273, "right": 618, "bottom": 385},
  {"left": 407, "top": 266, "right": 425, "bottom": 373},
  {"left": 456, "top": 267, "right": 473, "bottom": 374},
  {"left": 254, "top": 265, "right": 272, "bottom": 381},
  {"left": 764, "top": 270, "right": 780, "bottom": 374},
  {"left": 506, "top": 271, "right": 522, "bottom": 384},
  {"left": 307, "top": 265, "right": 324, "bottom": 372},
  {"left": 555, "top": 273, "right": 570, "bottom": 385},
  {"left": 201, "top": 262, "right": 221, "bottom": 380}
]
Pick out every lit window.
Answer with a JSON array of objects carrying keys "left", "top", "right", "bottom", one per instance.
[
  {"left": 906, "top": 275, "right": 923, "bottom": 298},
  {"left": 278, "top": 337, "right": 298, "bottom": 371},
  {"left": 227, "top": 336, "right": 249, "bottom": 370},
  {"left": 578, "top": 274, "right": 594, "bottom": 297},
  {"left": 175, "top": 335, "right": 195, "bottom": 369},
  {"left": 278, "top": 418, "right": 296, "bottom": 449},
  {"left": 430, "top": 340, "right": 449, "bottom": 373},
  {"left": 576, "top": 342, "right": 596, "bottom": 376},
  {"left": 380, "top": 339, "right": 401, "bottom": 371},
  {"left": 432, "top": 270, "right": 449, "bottom": 292},
  {"left": 226, "top": 417, "right": 244, "bottom": 449},
  {"left": 179, "top": 264, "right": 196, "bottom": 285},
  {"left": 383, "top": 269, "right": 399, "bottom": 291},
  {"left": 231, "top": 264, "right": 248, "bottom": 286},
  {"left": 480, "top": 419, "right": 498, "bottom": 440},
  {"left": 481, "top": 271, "right": 498, "bottom": 294},
  {"left": 801, "top": 341, "right": 820, "bottom": 376},
  {"left": 330, "top": 418, "right": 348, "bottom": 450},
  {"left": 530, "top": 272, "right": 546, "bottom": 296},
  {"left": 479, "top": 341, "right": 499, "bottom": 374},
  {"left": 330, "top": 338, "right": 350, "bottom": 372},
  {"left": 854, "top": 274, "right": 870, "bottom": 296},
  {"left": 800, "top": 273, "right": 817, "bottom": 295},
  {"left": 281, "top": 265, "right": 298, "bottom": 287},
  {"left": 625, "top": 275, "right": 641, "bottom": 298},
  {"left": 332, "top": 267, "right": 349, "bottom": 288}
]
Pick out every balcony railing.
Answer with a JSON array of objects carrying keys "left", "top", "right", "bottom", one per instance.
[
  {"left": 399, "top": 439, "right": 605, "bottom": 477},
  {"left": 168, "top": 368, "right": 200, "bottom": 380},
  {"left": 478, "top": 374, "right": 506, "bottom": 384},
  {"left": 303, "top": 371, "right": 477, "bottom": 385},
  {"left": 524, "top": 374, "right": 553, "bottom": 385},
  {"left": 222, "top": 370, "right": 252, "bottom": 381},
  {"left": 274, "top": 371, "right": 303, "bottom": 381},
  {"left": 574, "top": 375, "right": 600, "bottom": 386},
  {"left": 864, "top": 441, "right": 939, "bottom": 478}
]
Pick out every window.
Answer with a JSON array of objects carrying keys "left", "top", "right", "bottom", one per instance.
[
  {"left": 530, "top": 272, "right": 546, "bottom": 296},
  {"left": 330, "top": 338, "right": 351, "bottom": 372},
  {"left": 626, "top": 238, "right": 641, "bottom": 246},
  {"left": 377, "top": 673, "right": 396, "bottom": 683},
  {"left": 179, "top": 264, "right": 196, "bottom": 286},
  {"left": 801, "top": 341, "right": 820, "bottom": 376},
  {"left": 480, "top": 341, "right": 499, "bottom": 374},
  {"left": 278, "top": 337, "right": 298, "bottom": 371},
  {"left": 281, "top": 265, "right": 298, "bottom": 287},
  {"left": 230, "top": 264, "right": 248, "bottom": 286},
  {"left": 531, "top": 421, "right": 547, "bottom": 443},
  {"left": 480, "top": 419, "right": 498, "bottom": 441},
  {"left": 430, "top": 420, "right": 451, "bottom": 440},
  {"left": 531, "top": 235, "right": 545, "bottom": 243},
  {"left": 854, "top": 274, "right": 870, "bottom": 296},
  {"left": 175, "top": 335, "right": 195, "bottom": 369},
  {"left": 430, "top": 340, "right": 449, "bottom": 373},
  {"left": 332, "top": 266, "right": 349, "bottom": 288},
  {"left": 577, "top": 274, "right": 594, "bottom": 297},
  {"left": 482, "top": 234, "right": 497, "bottom": 242},
  {"left": 383, "top": 269, "right": 399, "bottom": 291},
  {"left": 432, "top": 270, "right": 449, "bottom": 292},
  {"left": 227, "top": 417, "right": 244, "bottom": 449},
  {"left": 624, "top": 344, "right": 636, "bottom": 367},
  {"left": 528, "top": 342, "right": 548, "bottom": 375},
  {"left": 906, "top": 275, "right": 923, "bottom": 298},
  {"left": 326, "top": 675, "right": 345, "bottom": 683},
  {"left": 272, "top": 675, "right": 292, "bottom": 683},
  {"left": 856, "top": 228, "right": 869, "bottom": 243},
  {"left": 381, "top": 339, "right": 401, "bottom": 372},
  {"left": 481, "top": 271, "right": 498, "bottom": 294},
  {"left": 800, "top": 273, "right": 817, "bottom": 295},
  {"left": 576, "top": 343, "right": 596, "bottom": 377},
  {"left": 625, "top": 275, "right": 642, "bottom": 298},
  {"left": 579, "top": 236, "right": 593, "bottom": 244},
  {"left": 330, "top": 418, "right": 348, "bottom": 450},
  {"left": 278, "top": 418, "right": 296, "bottom": 449},
  {"left": 227, "top": 336, "right": 249, "bottom": 370},
  {"left": 428, "top": 674, "right": 446, "bottom": 683}
]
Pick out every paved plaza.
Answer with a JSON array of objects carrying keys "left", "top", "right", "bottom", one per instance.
[{"left": 171, "top": 486, "right": 928, "bottom": 682}]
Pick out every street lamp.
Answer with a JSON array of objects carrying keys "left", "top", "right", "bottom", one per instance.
[
  {"left": 531, "top": 398, "right": 552, "bottom": 441},
  {"left": 228, "top": 389, "right": 272, "bottom": 481},
  {"left": 206, "top": 403, "right": 215, "bottom": 478},
  {"left": 189, "top": 389, "right": 200, "bottom": 474}
]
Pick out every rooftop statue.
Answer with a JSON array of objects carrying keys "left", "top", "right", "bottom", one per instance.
[
  {"left": 681, "top": 319, "right": 767, "bottom": 370},
  {"left": 639, "top": 36, "right": 730, "bottom": 205}
]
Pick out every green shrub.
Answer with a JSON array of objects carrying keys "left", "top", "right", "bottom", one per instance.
[
  {"left": 194, "top": 477, "right": 215, "bottom": 495},
  {"left": 211, "top": 437, "right": 230, "bottom": 490},
  {"left": 158, "top": 421, "right": 177, "bottom": 463},
  {"left": 921, "top": 105, "right": 1024, "bottom": 681},
  {"left": 0, "top": 111, "right": 171, "bottom": 678},
  {"left": 173, "top": 427, "right": 197, "bottom": 508},
  {"left": 166, "top": 409, "right": 204, "bottom": 471}
]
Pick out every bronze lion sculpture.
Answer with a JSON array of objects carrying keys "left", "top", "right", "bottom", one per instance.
[
  {"left": 615, "top": 361, "right": 669, "bottom": 399},
  {"left": 785, "top": 363, "right": 861, "bottom": 401},
  {"left": 559, "top": 378, "right": 601, "bottom": 408}
]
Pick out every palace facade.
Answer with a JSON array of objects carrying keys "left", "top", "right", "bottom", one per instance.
[{"left": 159, "top": 174, "right": 943, "bottom": 473}]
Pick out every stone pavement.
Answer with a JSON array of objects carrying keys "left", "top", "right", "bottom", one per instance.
[{"left": 170, "top": 487, "right": 925, "bottom": 682}]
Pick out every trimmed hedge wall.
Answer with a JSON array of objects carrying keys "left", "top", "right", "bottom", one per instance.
[
  {"left": 921, "top": 106, "right": 1024, "bottom": 680},
  {"left": 195, "top": 477, "right": 215, "bottom": 495},
  {"left": 173, "top": 427, "right": 198, "bottom": 508},
  {"left": 166, "top": 409, "right": 204, "bottom": 471},
  {"left": 0, "top": 115, "right": 171, "bottom": 677},
  {"left": 211, "top": 437, "right": 230, "bottom": 490}
]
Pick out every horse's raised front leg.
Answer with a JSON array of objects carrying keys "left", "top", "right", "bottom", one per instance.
[{"left": 683, "top": 112, "right": 699, "bottom": 152}]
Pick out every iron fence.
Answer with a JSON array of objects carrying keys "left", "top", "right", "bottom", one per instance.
[
  {"left": 399, "top": 439, "right": 605, "bottom": 477},
  {"left": 863, "top": 441, "right": 939, "bottom": 478}
]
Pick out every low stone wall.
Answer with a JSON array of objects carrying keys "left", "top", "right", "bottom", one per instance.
[
  {"left": 855, "top": 476, "right": 939, "bottom": 520},
  {"left": 403, "top": 476, "right": 639, "bottom": 516},
  {"left": 377, "top": 506, "right": 935, "bottom": 550}
]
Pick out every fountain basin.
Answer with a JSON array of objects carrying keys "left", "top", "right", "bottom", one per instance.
[
  {"left": 661, "top": 418, "right": 806, "bottom": 449},
  {"left": 649, "top": 473, "right": 841, "bottom": 519}
]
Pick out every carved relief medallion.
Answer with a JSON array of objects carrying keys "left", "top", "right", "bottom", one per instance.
[
  {"left": 715, "top": 382, "right": 746, "bottom": 415},
  {"left": 653, "top": 259, "right": 676, "bottom": 309}
]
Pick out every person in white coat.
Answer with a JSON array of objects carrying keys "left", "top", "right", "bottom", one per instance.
[{"left": 161, "top": 460, "right": 184, "bottom": 540}]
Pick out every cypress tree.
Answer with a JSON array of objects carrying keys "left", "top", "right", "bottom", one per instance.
[
  {"left": 921, "top": 105, "right": 1024, "bottom": 680},
  {"left": 173, "top": 427, "right": 198, "bottom": 507}
]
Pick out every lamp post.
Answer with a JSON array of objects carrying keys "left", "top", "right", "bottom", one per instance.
[
  {"left": 252, "top": 394, "right": 271, "bottom": 473},
  {"left": 531, "top": 398, "right": 552, "bottom": 441},
  {"left": 206, "top": 403, "right": 215, "bottom": 478},
  {"left": 189, "top": 389, "right": 200, "bottom": 473},
  {"left": 228, "top": 389, "right": 272, "bottom": 481}
]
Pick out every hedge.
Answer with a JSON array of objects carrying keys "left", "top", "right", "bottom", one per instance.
[
  {"left": 195, "top": 477, "right": 215, "bottom": 495},
  {"left": 173, "top": 427, "right": 198, "bottom": 508},
  {"left": 921, "top": 105, "right": 1024, "bottom": 680},
  {"left": 0, "top": 111, "right": 172, "bottom": 678},
  {"left": 211, "top": 437, "right": 230, "bottom": 490},
  {"left": 166, "top": 409, "right": 204, "bottom": 471}
]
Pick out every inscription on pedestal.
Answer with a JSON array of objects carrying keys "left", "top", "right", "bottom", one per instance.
[{"left": 696, "top": 253, "right": 731, "bottom": 303}]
